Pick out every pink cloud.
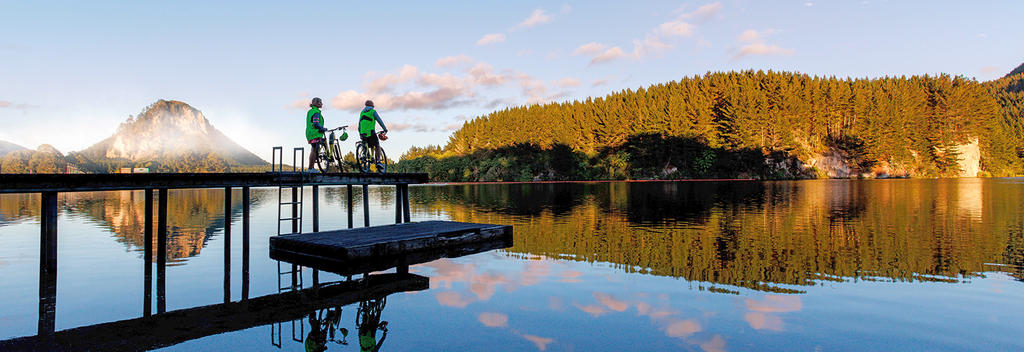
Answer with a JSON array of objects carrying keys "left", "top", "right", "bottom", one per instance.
[
  {"left": 554, "top": 78, "right": 580, "bottom": 88},
  {"left": 515, "top": 9, "right": 553, "bottom": 29},
  {"left": 436, "top": 54, "right": 475, "bottom": 68},
  {"left": 477, "top": 33, "right": 506, "bottom": 45},
  {"left": 590, "top": 47, "right": 626, "bottom": 65},
  {"left": 572, "top": 42, "right": 608, "bottom": 56}
]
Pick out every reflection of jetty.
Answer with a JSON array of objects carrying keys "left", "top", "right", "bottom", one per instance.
[{"left": 0, "top": 273, "right": 429, "bottom": 351}]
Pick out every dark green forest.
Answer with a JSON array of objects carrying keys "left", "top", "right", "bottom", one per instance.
[{"left": 394, "top": 69, "right": 1024, "bottom": 181}]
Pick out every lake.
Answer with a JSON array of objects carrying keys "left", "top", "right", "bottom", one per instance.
[{"left": 1, "top": 179, "right": 1022, "bottom": 351}]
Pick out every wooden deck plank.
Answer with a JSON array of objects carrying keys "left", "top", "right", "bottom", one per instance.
[
  {"left": 269, "top": 221, "right": 513, "bottom": 275},
  {"left": 0, "top": 172, "right": 428, "bottom": 193}
]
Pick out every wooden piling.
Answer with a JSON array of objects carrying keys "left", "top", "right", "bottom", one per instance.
[
  {"left": 157, "top": 189, "right": 167, "bottom": 314},
  {"left": 223, "top": 187, "right": 231, "bottom": 303},
  {"left": 241, "top": 187, "right": 250, "bottom": 300},
  {"left": 38, "top": 191, "right": 57, "bottom": 338},
  {"left": 346, "top": 185, "right": 353, "bottom": 229},
  {"left": 363, "top": 184, "right": 370, "bottom": 227},
  {"left": 144, "top": 189, "right": 153, "bottom": 316}
]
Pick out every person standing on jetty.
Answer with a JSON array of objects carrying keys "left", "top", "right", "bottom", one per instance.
[{"left": 305, "top": 97, "right": 327, "bottom": 172}]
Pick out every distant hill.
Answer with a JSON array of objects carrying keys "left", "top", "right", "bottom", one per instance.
[
  {"left": 2, "top": 100, "right": 268, "bottom": 173},
  {"left": 0, "top": 140, "right": 26, "bottom": 157},
  {"left": 1008, "top": 62, "right": 1024, "bottom": 78}
]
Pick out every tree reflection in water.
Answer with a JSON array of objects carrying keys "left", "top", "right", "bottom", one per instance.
[{"left": 412, "top": 179, "right": 1024, "bottom": 290}]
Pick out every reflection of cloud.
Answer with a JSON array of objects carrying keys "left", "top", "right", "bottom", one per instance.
[
  {"left": 558, "top": 270, "right": 583, "bottom": 283},
  {"left": 471, "top": 272, "right": 510, "bottom": 300},
  {"left": 435, "top": 291, "right": 473, "bottom": 308},
  {"left": 548, "top": 296, "right": 565, "bottom": 311},
  {"left": 574, "top": 303, "right": 607, "bottom": 317},
  {"left": 425, "top": 259, "right": 475, "bottom": 289},
  {"left": 594, "top": 292, "right": 629, "bottom": 312},
  {"left": 519, "top": 260, "right": 550, "bottom": 286},
  {"left": 665, "top": 319, "right": 702, "bottom": 337},
  {"left": 744, "top": 312, "right": 784, "bottom": 331},
  {"left": 700, "top": 335, "right": 727, "bottom": 352},
  {"left": 479, "top": 312, "right": 509, "bottom": 327},
  {"left": 745, "top": 295, "right": 801, "bottom": 313},
  {"left": 522, "top": 334, "right": 555, "bottom": 351}
]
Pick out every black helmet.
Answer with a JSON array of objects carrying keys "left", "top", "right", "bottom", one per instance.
[
  {"left": 310, "top": 97, "right": 323, "bottom": 108},
  {"left": 365, "top": 100, "right": 374, "bottom": 107}
]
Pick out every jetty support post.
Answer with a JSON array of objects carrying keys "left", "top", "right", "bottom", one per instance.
[
  {"left": 311, "top": 185, "right": 319, "bottom": 287},
  {"left": 242, "top": 186, "right": 250, "bottom": 300},
  {"left": 157, "top": 188, "right": 167, "bottom": 314},
  {"left": 401, "top": 184, "right": 411, "bottom": 223},
  {"left": 347, "top": 185, "right": 353, "bottom": 229},
  {"left": 363, "top": 184, "right": 370, "bottom": 227},
  {"left": 38, "top": 191, "right": 58, "bottom": 338},
  {"left": 223, "top": 186, "right": 231, "bottom": 303},
  {"left": 394, "top": 185, "right": 402, "bottom": 224},
  {"left": 143, "top": 189, "right": 153, "bottom": 316}
]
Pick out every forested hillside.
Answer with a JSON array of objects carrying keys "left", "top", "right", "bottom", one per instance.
[{"left": 396, "top": 70, "right": 1024, "bottom": 181}]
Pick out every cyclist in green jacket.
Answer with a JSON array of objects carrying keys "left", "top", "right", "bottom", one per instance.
[
  {"left": 305, "top": 97, "right": 327, "bottom": 172},
  {"left": 358, "top": 100, "right": 389, "bottom": 149}
]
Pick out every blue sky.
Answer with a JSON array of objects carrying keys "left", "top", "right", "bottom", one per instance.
[{"left": 1, "top": 0, "right": 1021, "bottom": 159}]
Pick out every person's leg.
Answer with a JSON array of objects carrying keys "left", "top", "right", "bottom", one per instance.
[{"left": 307, "top": 140, "right": 317, "bottom": 169}]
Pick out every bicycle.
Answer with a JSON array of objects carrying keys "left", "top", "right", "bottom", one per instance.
[
  {"left": 355, "top": 132, "right": 388, "bottom": 174},
  {"left": 313, "top": 126, "right": 348, "bottom": 173}
]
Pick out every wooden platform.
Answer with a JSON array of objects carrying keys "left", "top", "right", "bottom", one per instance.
[
  {"left": 0, "top": 172, "right": 428, "bottom": 193},
  {"left": 270, "top": 221, "right": 513, "bottom": 275}
]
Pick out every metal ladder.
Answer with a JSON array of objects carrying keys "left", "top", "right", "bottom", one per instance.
[{"left": 269, "top": 147, "right": 307, "bottom": 348}]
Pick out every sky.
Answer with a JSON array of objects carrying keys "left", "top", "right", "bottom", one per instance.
[{"left": 1, "top": 0, "right": 1021, "bottom": 160}]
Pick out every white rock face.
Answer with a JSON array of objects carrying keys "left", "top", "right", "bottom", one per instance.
[
  {"left": 103, "top": 100, "right": 218, "bottom": 160},
  {"left": 953, "top": 137, "right": 980, "bottom": 177}
]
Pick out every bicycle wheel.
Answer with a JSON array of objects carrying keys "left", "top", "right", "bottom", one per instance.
[
  {"left": 331, "top": 143, "right": 343, "bottom": 172},
  {"left": 373, "top": 146, "right": 387, "bottom": 174},
  {"left": 355, "top": 142, "right": 371, "bottom": 173},
  {"left": 314, "top": 143, "right": 330, "bottom": 172}
]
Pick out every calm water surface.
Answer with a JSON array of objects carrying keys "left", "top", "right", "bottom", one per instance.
[{"left": 1, "top": 179, "right": 1023, "bottom": 351}]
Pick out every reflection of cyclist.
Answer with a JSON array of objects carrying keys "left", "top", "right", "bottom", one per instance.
[
  {"left": 358, "top": 100, "right": 389, "bottom": 150},
  {"left": 305, "top": 306, "right": 345, "bottom": 352},
  {"left": 306, "top": 97, "right": 327, "bottom": 172},
  {"left": 357, "top": 298, "right": 388, "bottom": 352}
]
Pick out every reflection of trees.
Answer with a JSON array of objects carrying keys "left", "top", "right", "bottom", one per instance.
[{"left": 413, "top": 180, "right": 1024, "bottom": 292}]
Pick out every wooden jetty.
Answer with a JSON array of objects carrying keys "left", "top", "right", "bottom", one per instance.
[
  {"left": 0, "top": 170, "right": 429, "bottom": 340},
  {"left": 0, "top": 273, "right": 428, "bottom": 351},
  {"left": 271, "top": 220, "right": 514, "bottom": 275}
]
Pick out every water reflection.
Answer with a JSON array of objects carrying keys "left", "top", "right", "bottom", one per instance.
[{"left": 413, "top": 180, "right": 1024, "bottom": 290}]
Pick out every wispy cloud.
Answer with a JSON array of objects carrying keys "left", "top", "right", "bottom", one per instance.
[
  {"left": 554, "top": 77, "right": 580, "bottom": 88},
  {"left": 590, "top": 47, "right": 626, "bottom": 65},
  {"left": 0, "top": 100, "right": 35, "bottom": 110},
  {"left": 733, "top": 28, "right": 793, "bottom": 60},
  {"left": 572, "top": 42, "right": 608, "bottom": 56},
  {"left": 514, "top": 9, "right": 553, "bottom": 30},
  {"left": 477, "top": 33, "right": 507, "bottom": 46},
  {"left": 435, "top": 54, "right": 475, "bottom": 68},
  {"left": 574, "top": 2, "right": 721, "bottom": 65},
  {"left": 591, "top": 78, "right": 610, "bottom": 87}
]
